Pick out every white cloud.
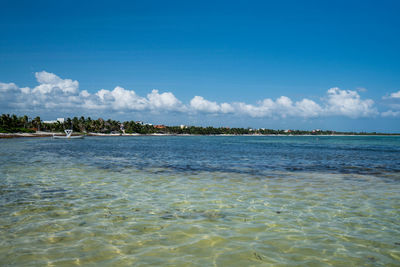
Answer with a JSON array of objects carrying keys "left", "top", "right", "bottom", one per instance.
[
  {"left": 193, "top": 88, "right": 377, "bottom": 118},
  {"left": 88, "top": 87, "right": 184, "bottom": 111},
  {"left": 324, "top": 87, "right": 377, "bottom": 118},
  {"left": 234, "top": 98, "right": 276, "bottom": 117},
  {"left": 20, "top": 87, "right": 30, "bottom": 94},
  {"left": 33, "top": 71, "right": 79, "bottom": 94},
  {"left": 276, "top": 96, "right": 292, "bottom": 108},
  {"left": 0, "top": 71, "right": 384, "bottom": 119},
  {"left": 220, "top": 103, "right": 235, "bottom": 113},
  {"left": 389, "top": 90, "right": 400, "bottom": 99},
  {"left": 0, "top": 82, "right": 19, "bottom": 92},
  {"left": 95, "top": 86, "right": 148, "bottom": 110},
  {"left": 79, "top": 90, "right": 90, "bottom": 98},
  {"left": 382, "top": 90, "right": 400, "bottom": 112},
  {"left": 190, "top": 96, "right": 233, "bottom": 113},
  {"left": 381, "top": 110, "right": 400, "bottom": 117},
  {"left": 232, "top": 96, "right": 323, "bottom": 118},
  {"left": 147, "top": 89, "right": 184, "bottom": 111},
  {"left": 295, "top": 98, "right": 323, "bottom": 117}
]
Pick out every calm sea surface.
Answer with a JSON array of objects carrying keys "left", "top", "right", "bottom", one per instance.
[{"left": 0, "top": 136, "right": 399, "bottom": 266}]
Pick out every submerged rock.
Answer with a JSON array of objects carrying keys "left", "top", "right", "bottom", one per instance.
[{"left": 160, "top": 210, "right": 227, "bottom": 221}]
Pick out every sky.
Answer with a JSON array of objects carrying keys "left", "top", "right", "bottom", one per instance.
[{"left": 1, "top": 0, "right": 400, "bottom": 132}]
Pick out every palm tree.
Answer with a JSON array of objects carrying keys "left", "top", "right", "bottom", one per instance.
[
  {"left": 79, "top": 116, "right": 86, "bottom": 132},
  {"left": 22, "top": 115, "right": 29, "bottom": 129},
  {"left": 33, "top": 116, "right": 41, "bottom": 131}
]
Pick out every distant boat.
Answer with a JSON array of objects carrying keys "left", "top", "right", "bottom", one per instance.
[{"left": 53, "top": 129, "right": 84, "bottom": 139}]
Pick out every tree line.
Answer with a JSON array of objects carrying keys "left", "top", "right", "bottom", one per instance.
[{"left": 0, "top": 113, "right": 395, "bottom": 135}]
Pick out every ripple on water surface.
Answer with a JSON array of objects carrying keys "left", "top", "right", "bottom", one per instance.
[{"left": 0, "top": 136, "right": 400, "bottom": 266}]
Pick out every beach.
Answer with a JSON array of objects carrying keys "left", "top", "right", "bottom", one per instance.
[{"left": 1, "top": 132, "right": 399, "bottom": 139}]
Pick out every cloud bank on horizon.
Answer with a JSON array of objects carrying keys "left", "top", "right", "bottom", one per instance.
[{"left": 1, "top": 71, "right": 399, "bottom": 119}]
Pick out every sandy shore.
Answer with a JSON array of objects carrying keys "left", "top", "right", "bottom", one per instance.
[
  {"left": 0, "top": 132, "right": 56, "bottom": 138},
  {"left": 0, "top": 132, "right": 176, "bottom": 138},
  {"left": 1, "top": 132, "right": 398, "bottom": 139}
]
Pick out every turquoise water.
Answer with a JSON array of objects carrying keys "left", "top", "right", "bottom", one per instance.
[{"left": 0, "top": 136, "right": 399, "bottom": 266}]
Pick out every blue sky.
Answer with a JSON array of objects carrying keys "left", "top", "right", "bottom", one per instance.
[{"left": 1, "top": 0, "right": 400, "bottom": 132}]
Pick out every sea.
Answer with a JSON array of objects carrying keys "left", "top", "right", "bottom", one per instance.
[{"left": 0, "top": 136, "right": 399, "bottom": 266}]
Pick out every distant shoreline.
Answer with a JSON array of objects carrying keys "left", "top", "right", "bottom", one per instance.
[
  {"left": 1, "top": 132, "right": 400, "bottom": 139},
  {"left": 2, "top": 114, "right": 399, "bottom": 138}
]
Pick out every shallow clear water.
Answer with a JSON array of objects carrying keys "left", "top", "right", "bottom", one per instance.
[{"left": 0, "top": 136, "right": 399, "bottom": 266}]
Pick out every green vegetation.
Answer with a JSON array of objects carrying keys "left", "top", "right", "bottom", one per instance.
[
  {"left": 0, "top": 114, "right": 398, "bottom": 135},
  {"left": 0, "top": 114, "right": 121, "bottom": 134},
  {"left": 0, "top": 114, "right": 35, "bottom": 133}
]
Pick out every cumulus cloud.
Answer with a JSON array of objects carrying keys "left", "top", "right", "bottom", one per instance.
[
  {"left": 86, "top": 87, "right": 185, "bottom": 111},
  {"left": 0, "top": 71, "right": 184, "bottom": 113},
  {"left": 388, "top": 90, "right": 400, "bottom": 99},
  {"left": 188, "top": 88, "right": 375, "bottom": 119},
  {"left": 94, "top": 86, "right": 148, "bottom": 110},
  {"left": 0, "top": 71, "right": 384, "bottom": 119},
  {"left": 190, "top": 96, "right": 234, "bottom": 113},
  {"left": 295, "top": 98, "right": 324, "bottom": 117},
  {"left": 324, "top": 87, "right": 377, "bottom": 118},
  {"left": 147, "top": 90, "right": 184, "bottom": 111},
  {"left": 0, "top": 82, "right": 19, "bottom": 92},
  {"left": 232, "top": 96, "right": 323, "bottom": 118},
  {"left": 33, "top": 71, "right": 79, "bottom": 94}
]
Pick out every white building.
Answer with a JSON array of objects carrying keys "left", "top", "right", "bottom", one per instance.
[{"left": 43, "top": 118, "right": 65, "bottom": 124}]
